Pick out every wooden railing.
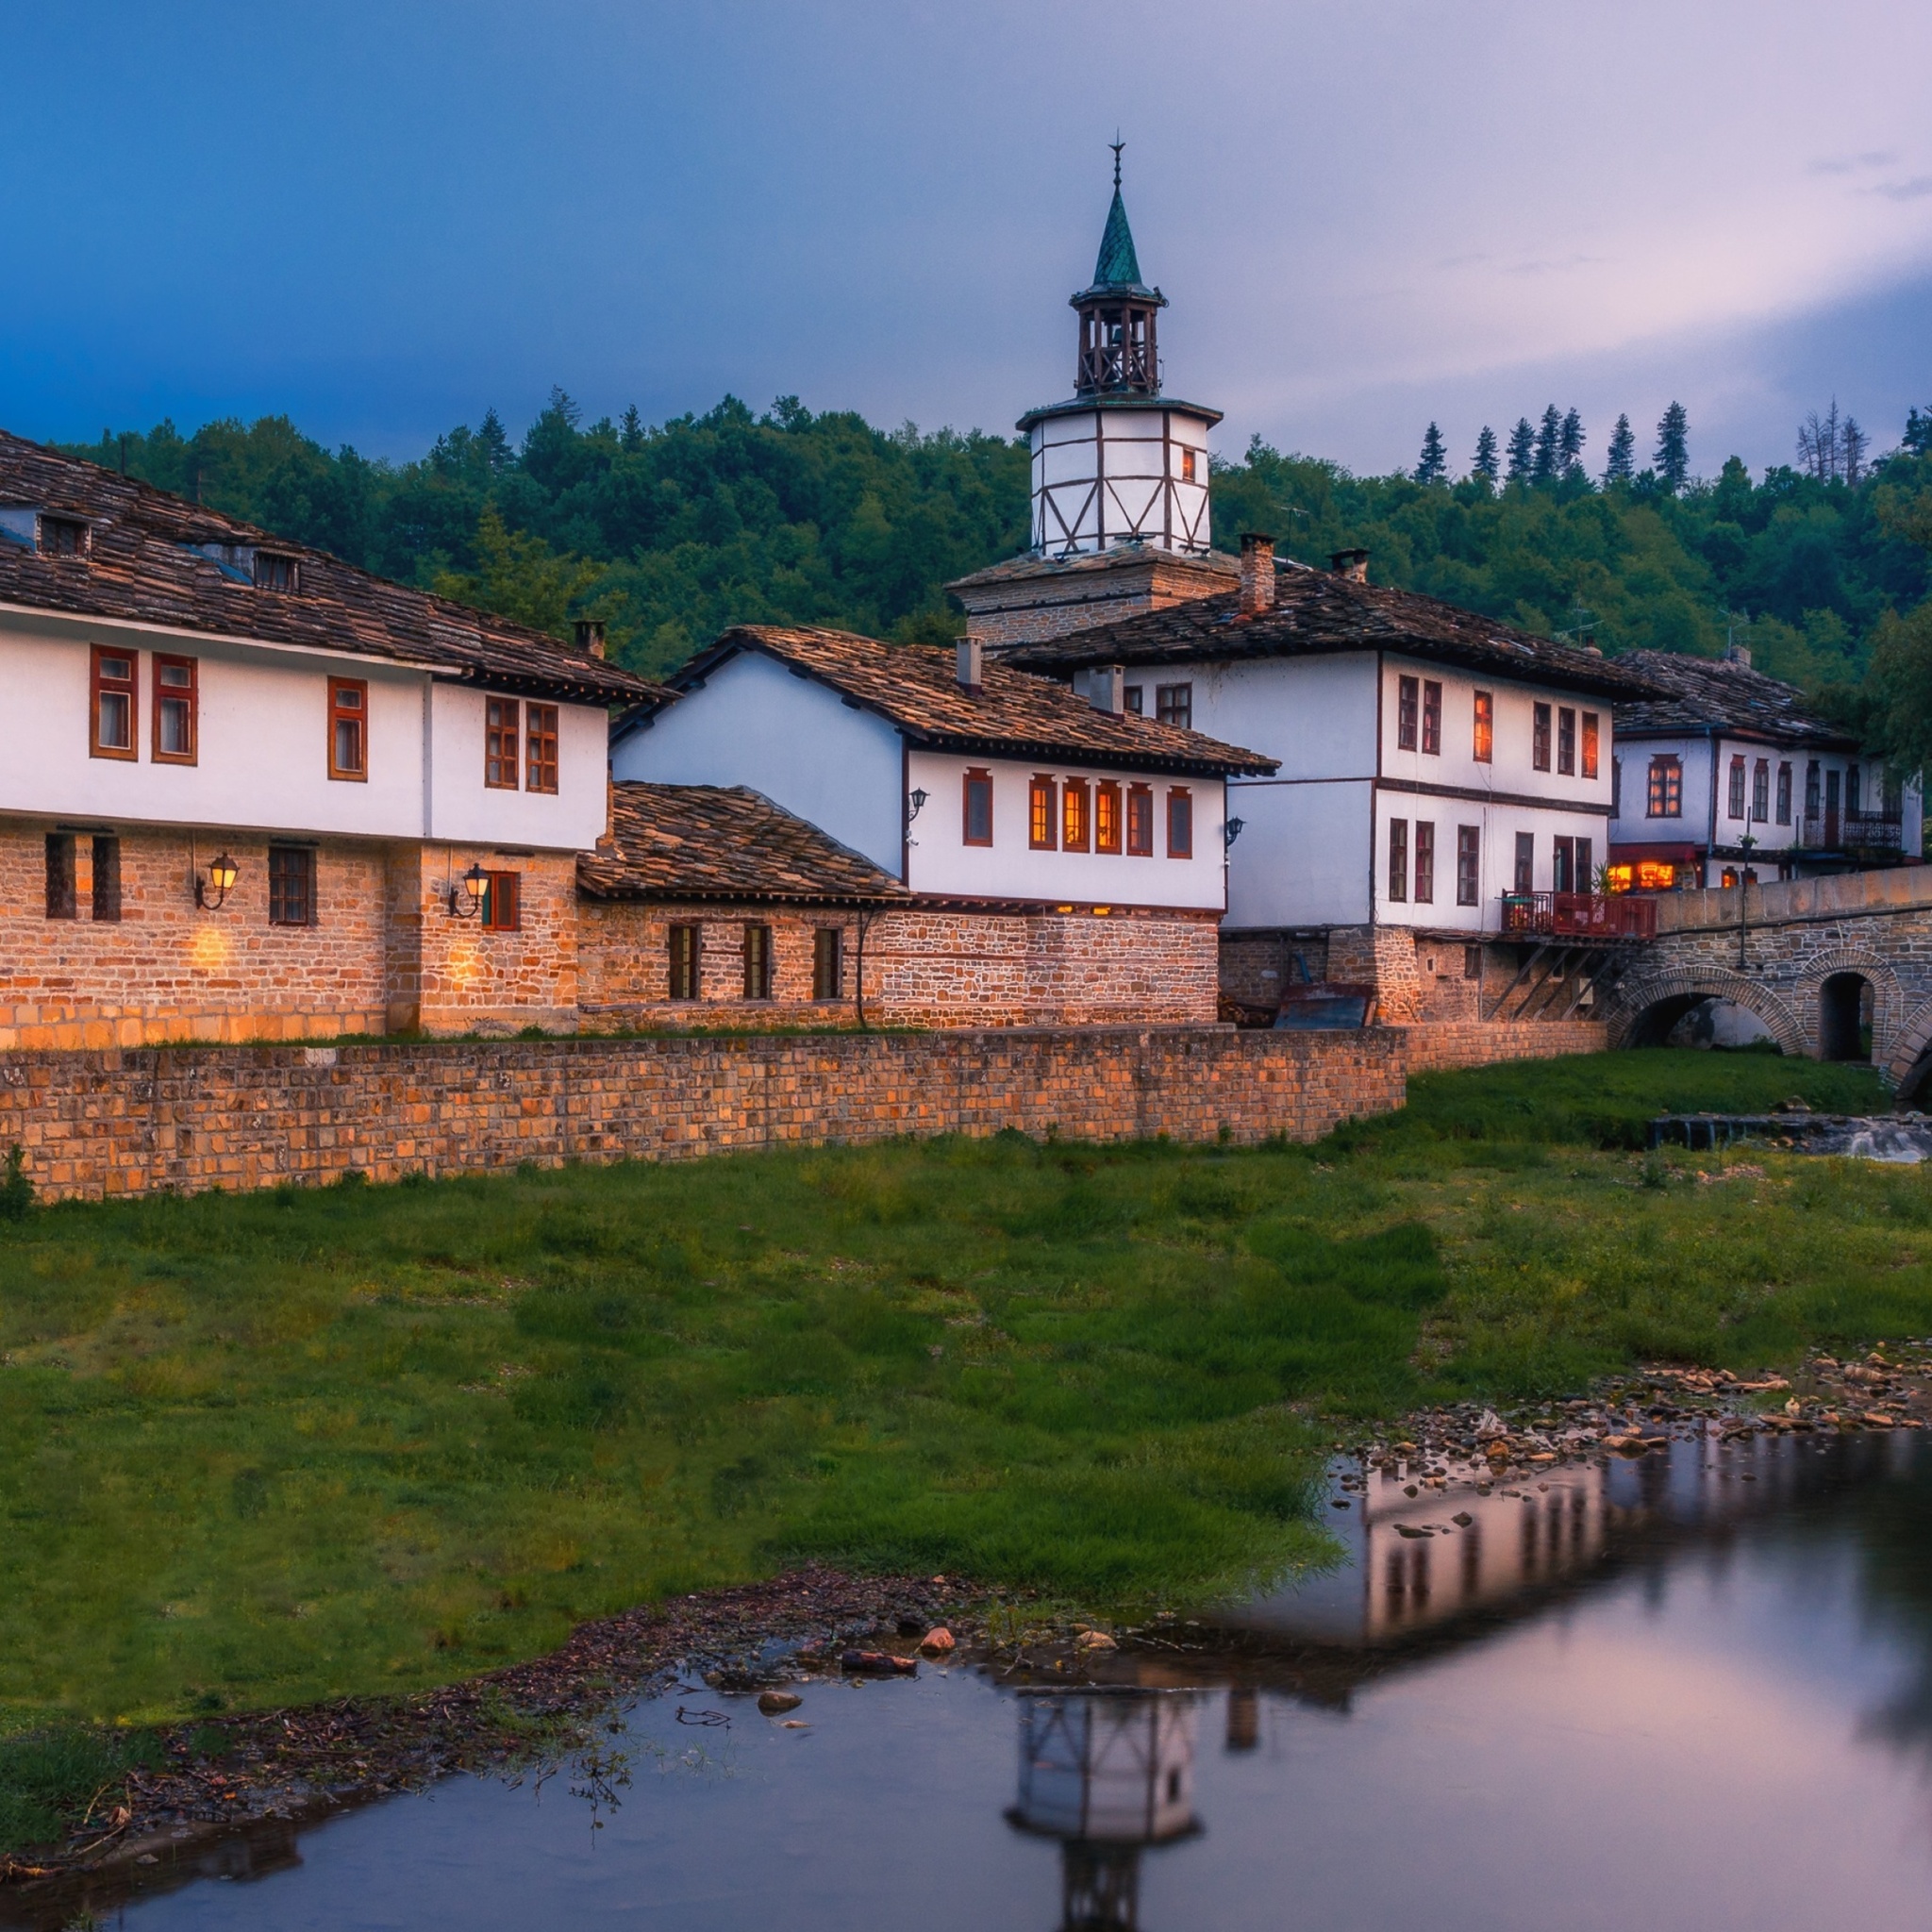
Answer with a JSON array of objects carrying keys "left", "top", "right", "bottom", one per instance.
[{"left": 1500, "top": 892, "right": 1657, "bottom": 941}]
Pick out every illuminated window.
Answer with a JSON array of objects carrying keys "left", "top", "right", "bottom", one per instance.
[
  {"left": 1397, "top": 675, "right": 1419, "bottom": 751},
  {"left": 91, "top": 646, "right": 136, "bottom": 758},
  {"left": 1388, "top": 819, "right": 1408, "bottom": 902},
  {"left": 1647, "top": 756, "right": 1682, "bottom": 818},
  {"left": 1029, "top": 774, "right": 1057, "bottom": 850},
  {"left": 486, "top": 697, "right": 520, "bottom": 790},
  {"left": 153, "top": 655, "right": 197, "bottom": 763},
  {"left": 963, "top": 770, "right": 993, "bottom": 846},
  {"left": 525, "top": 705, "right": 558, "bottom": 794},
  {"left": 1180, "top": 447, "right": 1199, "bottom": 485},
  {"left": 1166, "top": 788, "right": 1192, "bottom": 858},
  {"left": 1532, "top": 704, "right": 1552, "bottom": 772},
  {"left": 1473, "top": 690, "right": 1493, "bottom": 763},
  {"left": 1606, "top": 863, "right": 1635, "bottom": 894},
  {"left": 1062, "top": 777, "right": 1091, "bottom": 851},
  {"left": 1422, "top": 681, "right": 1441, "bottom": 755},
  {"left": 327, "top": 678, "right": 367, "bottom": 780},
  {"left": 1582, "top": 711, "right": 1600, "bottom": 779},
  {"left": 1125, "top": 784, "right": 1154, "bottom": 856},
  {"left": 1095, "top": 781, "right": 1122, "bottom": 855}
]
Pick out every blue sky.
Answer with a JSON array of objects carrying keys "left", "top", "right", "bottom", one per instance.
[{"left": 4, "top": 1, "right": 1928, "bottom": 480}]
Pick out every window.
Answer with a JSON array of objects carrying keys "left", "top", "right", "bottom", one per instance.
[
  {"left": 1156, "top": 682, "right": 1192, "bottom": 729},
  {"left": 742, "top": 924, "right": 773, "bottom": 999},
  {"left": 153, "top": 655, "right": 197, "bottom": 764},
  {"left": 1647, "top": 755, "right": 1683, "bottom": 818},
  {"left": 1125, "top": 784, "right": 1154, "bottom": 856},
  {"left": 1397, "top": 675, "right": 1419, "bottom": 751},
  {"left": 1776, "top": 762, "right": 1792, "bottom": 825},
  {"left": 479, "top": 870, "right": 521, "bottom": 933},
  {"left": 1414, "top": 822, "right": 1436, "bottom": 904},
  {"left": 1422, "top": 680, "right": 1441, "bottom": 755},
  {"left": 668, "top": 924, "right": 699, "bottom": 1000},
  {"left": 1532, "top": 703, "right": 1552, "bottom": 772},
  {"left": 1514, "top": 830, "right": 1535, "bottom": 893},
  {"left": 1062, "top": 777, "right": 1091, "bottom": 851},
  {"left": 1805, "top": 760, "right": 1822, "bottom": 819},
  {"left": 1752, "top": 758, "right": 1770, "bottom": 822},
  {"left": 963, "top": 769, "right": 993, "bottom": 845},
  {"left": 812, "top": 927, "right": 842, "bottom": 1001},
  {"left": 1166, "top": 787, "right": 1192, "bottom": 858},
  {"left": 1180, "top": 446, "right": 1199, "bottom": 485},
  {"left": 92, "top": 836, "right": 121, "bottom": 923},
  {"left": 1123, "top": 686, "right": 1143, "bottom": 716},
  {"left": 1095, "top": 780, "right": 1122, "bottom": 854},
  {"left": 1387, "top": 819, "right": 1408, "bottom": 902},
  {"left": 1581, "top": 711, "right": 1600, "bottom": 780},
  {"left": 1457, "top": 825, "right": 1480, "bottom": 906},
  {"left": 525, "top": 705, "right": 558, "bottom": 794},
  {"left": 486, "top": 697, "right": 520, "bottom": 790},
  {"left": 328, "top": 678, "right": 367, "bottom": 780},
  {"left": 1463, "top": 944, "right": 1483, "bottom": 981},
  {"left": 1554, "top": 835, "right": 1576, "bottom": 894},
  {"left": 253, "top": 551, "right": 299, "bottom": 592},
  {"left": 1727, "top": 754, "right": 1746, "bottom": 820},
  {"left": 91, "top": 646, "right": 136, "bottom": 758},
  {"left": 39, "top": 515, "right": 88, "bottom": 557},
  {"left": 1473, "top": 690, "right": 1493, "bottom": 763},
  {"left": 1847, "top": 764, "right": 1862, "bottom": 815},
  {"left": 44, "top": 835, "right": 75, "bottom": 920},
  {"left": 1557, "top": 707, "right": 1576, "bottom": 775},
  {"left": 1029, "top": 774, "right": 1058, "bottom": 850},
  {"left": 1612, "top": 756, "right": 1623, "bottom": 815},
  {"left": 269, "top": 845, "right": 316, "bottom": 926}
]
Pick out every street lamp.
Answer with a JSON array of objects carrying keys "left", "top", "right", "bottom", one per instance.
[
  {"left": 448, "top": 861, "right": 491, "bottom": 919},
  {"left": 194, "top": 851, "right": 238, "bottom": 910}
]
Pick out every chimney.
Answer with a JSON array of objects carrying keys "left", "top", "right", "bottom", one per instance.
[
  {"left": 957, "top": 634, "right": 985, "bottom": 692},
  {"left": 1724, "top": 641, "right": 1752, "bottom": 668},
  {"left": 575, "top": 619, "right": 607, "bottom": 659},
  {"left": 1330, "top": 547, "right": 1370, "bottom": 583},
  {"left": 1238, "top": 533, "right": 1275, "bottom": 615},
  {"left": 1088, "top": 664, "right": 1125, "bottom": 715}
]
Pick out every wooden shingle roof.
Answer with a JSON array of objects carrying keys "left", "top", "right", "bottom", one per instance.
[
  {"left": 0, "top": 430, "right": 659, "bottom": 706},
  {"left": 578, "top": 783, "right": 909, "bottom": 906},
  {"left": 632, "top": 624, "right": 1277, "bottom": 777},
  {"left": 1007, "top": 564, "right": 1661, "bottom": 701},
  {"left": 1611, "top": 649, "right": 1858, "bottom": 749}
]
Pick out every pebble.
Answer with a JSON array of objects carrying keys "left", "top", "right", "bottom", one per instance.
[{"left": 758, "top": 1690, "right": 804, "bottom": 1715}]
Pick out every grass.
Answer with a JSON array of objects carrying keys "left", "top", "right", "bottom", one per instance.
[{"left": 0, "top": 1046, "right": 1918, "bottom": 1769}]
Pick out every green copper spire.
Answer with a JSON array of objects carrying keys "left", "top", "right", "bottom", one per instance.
[{"left": 1091, "top": 139, "right": 1143, "bottom": 290}]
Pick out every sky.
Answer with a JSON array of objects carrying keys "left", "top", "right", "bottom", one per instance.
[{"left": 3, "top": 0, "right": 1929, "bottom": 481}]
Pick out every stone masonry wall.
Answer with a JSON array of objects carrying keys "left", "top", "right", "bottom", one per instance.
[
  {"left": 1399, "top": 1019, "right": 1607, "bottom": 1074},
  {"left": 0, "top": 1027, "right": 1407, "bottom": 1203}
]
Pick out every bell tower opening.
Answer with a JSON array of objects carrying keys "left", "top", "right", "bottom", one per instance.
[{"left": 1074, "top": 142, "right": 1164, "bottom": 397}]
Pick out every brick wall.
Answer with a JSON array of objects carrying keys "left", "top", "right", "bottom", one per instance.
[
  {"left": 0, "top": 1026, "right": 1407, "bottom": 1202},
  {"left": 403, "top": 849, "right": 581, "bottom": 1036},
  {"left": 1398, "top": 1019, "right": 1607, "bottom": 1073},
  {"left": 958, "top": 553, "right": 1239, "bottom": 652},
  {"left": 580, "top": 902, "right": 1223, "bottom": 1030}
]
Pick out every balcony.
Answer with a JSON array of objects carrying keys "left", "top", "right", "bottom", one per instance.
[
  {"left": 1500, "top": 891, "right": 1657, "bottom": 941},
  {"left": 1797, "top": 812, "right": 1903, "bottom": 853}
]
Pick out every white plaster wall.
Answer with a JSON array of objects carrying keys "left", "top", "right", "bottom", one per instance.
[
  {"left": 904, "top": 748, "right": 1225, "bottom": 909},
  {"left": 1224, "top": 777, "right": 1371, "bottom": 927},
  {"left": 1029, "top": 408, "right": 1212, "bottom": 556},
  {"left": 1138, "top": 655, "right": 1376, "bottom": 783},
  {"left": 1372, "top": 791, "right": 1612, "bottom": 932},
  {"left": 609, "top": 650, "right": 905, "bottom": 874},
  {"left": 426, "top": 684, "right": 609, "bottom": 852}
]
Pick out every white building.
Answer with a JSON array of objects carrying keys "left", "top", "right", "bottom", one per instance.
[{"left": 1609, "top": 646, "right": 1921, "bottom": 888}]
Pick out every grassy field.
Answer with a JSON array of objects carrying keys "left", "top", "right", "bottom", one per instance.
[{"left": 0, "top": 1047, "right": 1918, "bottom": 1752}]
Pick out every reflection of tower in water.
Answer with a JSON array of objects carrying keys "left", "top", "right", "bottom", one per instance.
[{"left": 1007, "top": 1690, "right": 1200, "bottom": 1931}]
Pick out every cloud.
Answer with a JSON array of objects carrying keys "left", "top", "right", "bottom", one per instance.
[
  {"left": 1809, "top": 150, "right": 1898, "bottom": 175},
  {"left": 1869, "top": 176, "right": 1932, "bottom": 203}
]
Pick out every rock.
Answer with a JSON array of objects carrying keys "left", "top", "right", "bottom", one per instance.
[
  {"left": 1331, "top": 1498, "right": 1352, "bottom": 1508},
  {"left": 1395, "top": 1524, "right": 1433, "bottom": 1540},
  {"left": 1865, "top": 1413, "right": 1896, "bottom": 1428},
  {"left": 758, "top": 1690, "right": 804, "bottom": 1715},
  {"left": 840, "top": 1649, "right": 917, "bottom": 1676},
  {"left": 920, "top": 1627, "right": 956, "bottom": 1654},
  {"left": 1404, "top": 1484, "right": 1419, "bottom": 1497},
  {"left": 1075, "top": 1630, "right": 1118, "bottom": 1650},
  {"left": 1452, "top": 1512, "right": 1474, "bottom": 1527}
]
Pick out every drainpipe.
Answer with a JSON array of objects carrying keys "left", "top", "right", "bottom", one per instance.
[{"left": 1706, "top": 725, "right": 1722, "bottom": 889}]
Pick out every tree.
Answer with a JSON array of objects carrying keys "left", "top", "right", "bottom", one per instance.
[
  {"left": 1843, "top": 416, "right": 1868, "bottom": 488},
  {"left": 1798, "top": 400, "right": 1841, "bottom": 482},
  {"left": 430, "top": 506, "right": 613, "bottom": 640},
  {"left": 1603, "top": 414, "right": 1635, "bottom": 486},
  {"left": 1654, "top": 402, "right": 1690, "bottom": 492},
  {"left": 1532, "top": 405, "right": 1561, "bottom": 484},
  {"left": 1506, "top": 417, "right": 1536, "bottom": 483},
  {"left": 1414, "top": 422, "right": 1447, "bottom": 486},
  {"left": 1472, "top": 425, "right": 1499, "bottom": 484},
  {"left": 1906, "top": 407, "right": 1932, "bottom": 458},
  {"left": 1559, "top": 408, "right": 1586, "bottom": 477}
]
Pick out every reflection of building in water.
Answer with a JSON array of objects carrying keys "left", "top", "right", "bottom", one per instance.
[
  {"left": 1224, "top": 1686, "right": 1259, "bottom": 1752},
  {"left": 1007, "top": 1690, "right": 1199, "bottom": 1931}
]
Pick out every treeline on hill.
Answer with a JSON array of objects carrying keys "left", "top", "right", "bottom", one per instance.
[{"left": 56, "top": 391, "right": 1932, "bottom": 768}]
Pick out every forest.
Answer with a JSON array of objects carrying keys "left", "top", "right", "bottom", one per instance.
[{"left": 56, "top": 391, "right": 1932, "bottom": 764}]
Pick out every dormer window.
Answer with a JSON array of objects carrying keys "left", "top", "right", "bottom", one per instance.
[
  {"left": 39, "top": 515, "right": 89, "bottom": 558},
  {"left": 254, "top": 550, "right": 300, "bottom": 592}
]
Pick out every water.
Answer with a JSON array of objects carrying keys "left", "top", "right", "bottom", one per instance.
[{"left": 19, "top": 1430, "right": 1932, "bottom": 1930}]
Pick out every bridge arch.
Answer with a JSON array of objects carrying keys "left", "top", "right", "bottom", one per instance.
[
  {"left": 1888, "top": 994, "right": 1932, "bottom": 1100},
  {"left": 1602, "top": 964, "right": 1808, "bottom": 1056},
  {"left": 1790, "top": 946, "right": 1906, "bottom": 1066}
]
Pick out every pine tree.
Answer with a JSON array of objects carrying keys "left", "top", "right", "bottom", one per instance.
[
  {"left": 1533, "top": 405, "right": 1561, "bottom": 483},
  {"left": 620, "top": 405, "right": 645, "bottom": 453},
  {"left": 1603, "top": 414, "right": 1635, "bottom": 486},
  {"left": 1558, "top": 408, "right": 1586, "bottom": 476},
  {"left": 1506, "top": 417, "right": 1536, "bottom": 483},
  {"left": 1906, "top": 407, "right": 1932, "bottom": 457},
  {"left": 477, "top": 407, "right": 512, "bottom": 475},
  {"left": 1842, "top": 416, "right": 1868, "bottom": 488},
  {"left": 1414, "top": 422, "right": 1447, "bottom": 486},
  {"left": 1654, "top": 402, "right": 1690, "bottom": 492},
  {"left": 1472, "top": 425, "right": 1500, "bottom": 483}
]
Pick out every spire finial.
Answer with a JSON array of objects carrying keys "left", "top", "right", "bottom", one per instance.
[{"left": 1109, "top": 135, "right": 1124, "bottom": 191}]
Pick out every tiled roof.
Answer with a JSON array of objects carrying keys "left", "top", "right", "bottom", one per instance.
[
  {"left": 578, "top": 783, "right": 908, "bottom": 905},
  {"left": 1610, "top": 649, "right": 1858, "bottom": 748},
  {"left": 948, "top": 541, "right": 1238, "bottom": 594},
  {"left": 1005, "top": 563, "right": 1660, "bottom": 701},
  {"left": 635, "top": 624, "right": 1278, "bottom": 776},
  {"left": 0, "top": 430, "right": 658, "bottom": 706}
]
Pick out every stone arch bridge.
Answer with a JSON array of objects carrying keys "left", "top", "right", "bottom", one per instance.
[{"left": 1574, "top": 869, "right": 1932, "bottom": 1097}]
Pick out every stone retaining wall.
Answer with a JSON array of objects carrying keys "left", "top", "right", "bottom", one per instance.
[{"left": 1398, "top": 1018, "right": 1607, "bottom": 1074}]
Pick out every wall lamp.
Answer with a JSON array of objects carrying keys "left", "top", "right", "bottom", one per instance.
[
  {"left": 906, "top": 787, "right": 929, "bottom": 829},
  {"left": 195, "top": 851, "right": 239, "bottom": 909},
  {"left": 1224, "top": 816, "right": 1247, "bottom": 849},
  {"left": 447, "top": 861, "right": 491, "bottom": 919}
]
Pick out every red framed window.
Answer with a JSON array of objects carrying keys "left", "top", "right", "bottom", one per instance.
[
  {"left": 1414, "top": 821, "right": 1436, "bottom": 904},
  {"left": 1727, "top": 754, "right": 1746, "bottom": 820},
  {"left": 1180, "top": 447, "right": 1199, "bottom": 485},
  {"left": 1095, "top": 781, "right": 1123, "bottom": 855},
  {"left": 479, "top": 870, "right": 521, "bottom": 932},
  {"left": 1532, "top": 703, "right": 1552, "bottom": 773},
  {"left": 1581, "top": 711, "right": 1600, "bottom": 779},
  {"left": 1062, "top": 777, "right": 1091, "bottom": 852},
  {"left": 1125, "top": 784, "right": 1154, "bottom": 856},
  {"left": 486, "top": 697, "right": 520, "bottom": 790},
  {"left": 963, "top": 769, "right": 993, "bottom": 845},
  {"left": 1029, "top": 774, "right": 1058, "bottom": 849},
  {"left": 1647, "top": 756, "right": 1682, "bottom": 818},
  {"left": 1422, "top": 680, "right": 1441, "bottom": 755},
  {"left": 327, "top": 678, "right": 367, "bottom": 780},
  {"left": 1557, "top": 707, "right": 1576, "bottom": 775},
  {"left": 1473, "top": 690, "right": 1493, "bottom": 763},
  {"left": 1156, "top": 682, "right": 1192, "bottom": 728},
  {"left": 1166, "top": 787, "right": 1192, "bottom": 858},
  {"left": 1397, "top": 675, "right": 1419, "bottom": 751},
  {"left": 153, "top": 654, "right": 197, "bottom": 764},
  {"left": 1457, "top": 825, "right": 1480, "bottom": 906},
  {"left": 91, "top": 645, "right": 137, "bottom": 759},
  {"left": 1388, "top": 818, "right": 1408, "bottom": 902},
  {"left": 525, "top": 704, "right": 558, "bottom": 794}
]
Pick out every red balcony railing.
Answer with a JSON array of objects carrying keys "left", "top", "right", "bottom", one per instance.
[{"left": 1500, "top": 891, "right": 1657, "bottom": 941}]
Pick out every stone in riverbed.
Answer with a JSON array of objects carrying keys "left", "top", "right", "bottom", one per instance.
[{"left": 758, "top": 1690, "right": 804, "bottom": 1715}]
